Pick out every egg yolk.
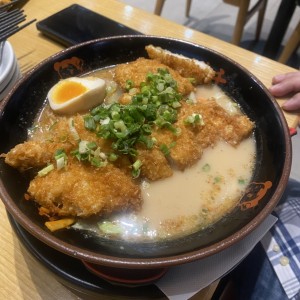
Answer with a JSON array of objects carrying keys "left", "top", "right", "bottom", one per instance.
[{"left": 53, "top": 81, "right": 88, "bottom": 104}]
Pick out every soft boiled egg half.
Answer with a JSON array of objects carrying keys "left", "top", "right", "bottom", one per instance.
[{"left": 48, "top": 76, "right": 106, "bottom": 114}]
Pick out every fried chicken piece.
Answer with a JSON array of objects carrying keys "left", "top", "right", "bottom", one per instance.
[
  {"left": 152, "top": 106, "right": 204, "bottom": 171},
  {"left": 2, "top": 114, "right": 115, "bottom": 171},
  {"left": 28, "top": 160, "right": 141, "bottom": 217},
  {"left": 145, "top": 45, "right": 216, "bottom": 84},
  {"left": 2, "top": 141, "right": 73, "bottom": 171},
  {"left": 114, "top": 57, "right": 194, "bottom": 95},
  {"left": 137, "top": 146, "right": 173, "bottom": 180},
  {"left": 194, "top": 98, "right": 254, "bottom": 147},
  {"left": 220, "top": 115, "right": 255, "bottom": 146},
  {"left": 151, "top": 98, "right": 254, "bottom": 171},
  {"left": 34, "top": 114, "right": 112, "bottom": 151}
]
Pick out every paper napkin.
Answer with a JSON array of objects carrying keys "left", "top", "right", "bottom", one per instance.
[{"left": 155, "top": 214, "right": 277, "bottom": 300}]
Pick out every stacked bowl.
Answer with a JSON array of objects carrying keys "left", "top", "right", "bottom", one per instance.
[{"left": 0, "top": 41, "right": 21, "bottom": 101}]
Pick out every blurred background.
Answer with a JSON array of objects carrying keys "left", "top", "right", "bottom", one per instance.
[{"left": 120, "top": 0, "right": 300, "bottom": 69}]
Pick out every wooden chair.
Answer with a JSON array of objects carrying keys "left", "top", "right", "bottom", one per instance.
[
  {"left": 278, "top": 19, "right": 300, "bottom": 64},
  {"left": 154, "top": 0, "right": 268, "bottom": 45}
]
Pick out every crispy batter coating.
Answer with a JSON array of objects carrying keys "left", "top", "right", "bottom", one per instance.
[
  {"left": 145, "top": 45, "right": 216, "bottom": 84},
  {"left": 148, "top": 98, "right": 254, "bottom": 171},
  {"left": 3, "top": 114, "right": 115, "bottom": 171},
  {"left": 33, "top": 114, "right": 111, "bottom": 151},
  {"left": 193, "top": 98, "right": 254, "bottom": 147},
  {"left": 136, "top": 146, "right": 173, "bottom": 181},
  {"left": 2, "top": 112, "right": 138, "bottom": 218},
  {"left": 114, "top": 57, "right": 194, "bottom": 95},
  {"left": 28, "top": 160, "right": 141, "bottom": 217},
  {"left": 2, "top": 141, "right": 72, "bottom": 171}
]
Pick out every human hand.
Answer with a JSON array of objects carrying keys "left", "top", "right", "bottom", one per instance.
[{"left": 269, "top": 72, "right": 300, "bottom": 112}]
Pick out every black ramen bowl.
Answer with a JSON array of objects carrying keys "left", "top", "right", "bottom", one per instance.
[{"left": 0, "top": 36, "right": 292, "bottom": 270}]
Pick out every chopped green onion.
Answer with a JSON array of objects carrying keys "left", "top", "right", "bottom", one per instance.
[
  {"left": 71, "top": 140, "right": 109, "bottom": 168},
  {"left": 184, "top": 113, "right": 204, "bottom": 126},
  {"left": 54, "top": 149, "right": 67, "bottom": 170},
  {"left": 160, "top": 142, "right": 176, "bottom": 156},
  {"left": 132, "top": 159, "right": 142, "bottom": 178},
  {"left": 125, "top": 80, "right": 134, "bottom": 91},
  {"left": 56, "top": 157, "right": 66, "bottom": 170},
  {"left": 28, "top": 124, "right": 39, "bottom": 136},
  {"left": 38, "top": 164, "right": 54, "bottom": 177},
  {"left": 90, "top": 157, "right": 107, "bottom": 168},
  {"left": 98, "top": 221, "right": 122, "bottom": 235},
  {"left": 68, "top": 118, "right": 80, "bottom": 141},
  {"left": 214, "top": 176, "right": 222, "bottom": 183},
  {"left": 108, "top": 153, "right": 118, "bottom": 161},
  {"left": 84, "top": 69, "right": 183, "bottom": 166},
  {"left": 54, "top": 149, "right": 67, "bottom": 159},
  {"left": 202, "top": 163, "right": 211, "bottom": 172},
  {"left": 81, "top": 69, "right": 198, "bottom": 177},
  {"left": 133, "top": 159, "right": 142, "bottom": 170},
  {"left": 188, "top": 77, "right": 196, "bottom": 84},
  {"left": 78, "top": 141, "right": 90, "bottom": 154},
  {"left": 238, "top": 178, "right": 246, "bottom": 185},
  {"left": 84, "top": 115, "right": 96, "bottom": 131}
]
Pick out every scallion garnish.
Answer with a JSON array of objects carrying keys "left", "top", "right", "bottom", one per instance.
[
  {"left": 202, "top": 163, "right": 211, "bottom": 172},
  {"left": 54, "top": 149, "right": 67, "bottom": 170},
  {"left": 125, "top": 80, "right": 134, "bottom": 91},
  {"left": 159, "top": 142, "right": 176, "bottom": 156},
  {"left": 132, "top": 159, "right": 142, "bottom": 178},
  {"left": 38, "top": 164, "right": 54, "bottom": 177},
  {"left": 184, "top": 113, "right": 204, "bottom": 126},
  {"left": 71, "top": 140, "right": 108, "bottom": 168},
  {"left": 84, "top": 68, "right": 183, "bottom": 169},
  {"left": 68, "top": 118, "right": 80, "bottom": 142},
  {"left": 238, "top": 178, "right": 246, "bottom": 185}
]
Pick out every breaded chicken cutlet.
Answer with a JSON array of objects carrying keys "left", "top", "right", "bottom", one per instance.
[
  {"left": 139, "top": 98, "right": 254, "bottom": 174},
  {"left": 136, "top": 146, "right": 173, "bottom": 181},
  {"left": 114, "top": 57, "right": 194, "bottom": 96},
  {"left": 3, "top": 115, "right": 116, "bottom": 171},
  {"left": 145, "top": 45, "right": 216, "bottom": 84},
  {"left": 2, "top": 114, "right": 139, "bottom": 218},
  {"left": 28, "top": 160, "right": 141, "bottom": 218}
]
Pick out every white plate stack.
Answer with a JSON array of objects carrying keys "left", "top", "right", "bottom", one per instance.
[{"left": 0, "top": 41, "right": 21, "bottom": 101}]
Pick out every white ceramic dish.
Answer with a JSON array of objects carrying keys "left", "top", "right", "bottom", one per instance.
[
  {"left": 0, "top": 61, "right": 21, "bottom": 101},
  {"left": 0, "top": 41, "right": 17, "bottom": 92}
]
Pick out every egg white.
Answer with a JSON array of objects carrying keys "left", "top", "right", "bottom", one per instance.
[{"left": 48, "top": 76, "right": 106, "bottom": 114}]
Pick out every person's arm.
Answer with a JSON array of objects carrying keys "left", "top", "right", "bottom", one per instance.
[{"left": 269, "top": 72, "right": 300, "bottom": 111}]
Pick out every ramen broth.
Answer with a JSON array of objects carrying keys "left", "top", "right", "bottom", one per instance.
[{"left": 34, "top": 68, "right": 256, "bottom": 242}]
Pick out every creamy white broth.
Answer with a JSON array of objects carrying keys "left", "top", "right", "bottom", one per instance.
[{"left": 140, "top": 138, "right": 255, "bottom": 227}]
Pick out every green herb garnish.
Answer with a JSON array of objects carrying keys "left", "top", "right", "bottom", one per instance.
[
  {"left": 71, "top": 140, "right": 108, "bottom": 168},
  {"left": 202, "top": 163, "right": 211, "bottom": 172},
  {"left": 83, "top": 68, "right": 183, "bottom": 177}
]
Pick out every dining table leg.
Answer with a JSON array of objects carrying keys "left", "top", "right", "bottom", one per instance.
[{"left": 262, "top": 0, "right": 297, "bottom": 59}]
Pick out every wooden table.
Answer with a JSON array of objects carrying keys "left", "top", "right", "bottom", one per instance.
[{"left": 1, "top": 0, "right": 299, "bottom": 299}]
